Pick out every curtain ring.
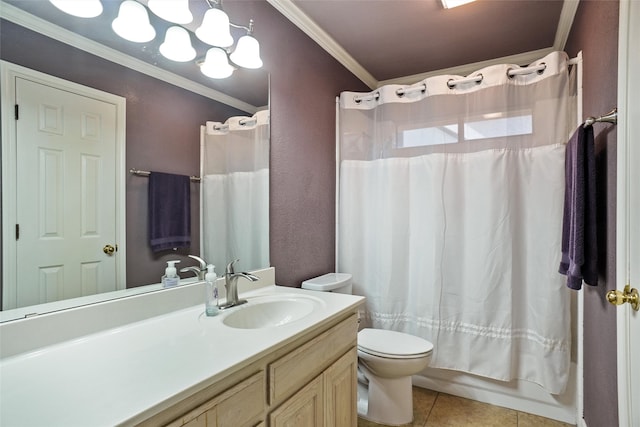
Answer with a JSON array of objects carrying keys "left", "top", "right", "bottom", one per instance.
[
  {"left": 475, "top": 73, "right": 483, "bottom": 84},
  {"left": 447, "top": 78, "right": 456, "bottom": 90},
  {"left": 537, "top": 63, "right": 546, "bottom": 75}
]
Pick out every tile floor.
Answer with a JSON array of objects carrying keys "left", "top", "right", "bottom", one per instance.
[{"left": 357, "top": 387, "right": 574, "bottom": 427}]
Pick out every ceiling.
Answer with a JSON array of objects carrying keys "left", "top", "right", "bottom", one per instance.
[
  {"left": 1, "top": 0, "right": 578, "bottom": 106},
  {"left": 269, "top": 0, "right": 577, "bottom": 88}
]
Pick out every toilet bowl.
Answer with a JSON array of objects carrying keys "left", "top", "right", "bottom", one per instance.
[
  {"left": 357, "top": 328, "right": 433, "bottom": 425},
  {"left": 301, "top": 273, "right": 434, "bottom": 426}
]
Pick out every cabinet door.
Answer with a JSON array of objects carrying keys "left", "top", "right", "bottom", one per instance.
[
  {"left": 269, "top": 375, "right": 324, "bottom": 427},
  {"left": 182, "top": 409, "right": 213, "bottom": 427},
  {"left": 324, "top": 348, "right": 358, "bottom": 427}
]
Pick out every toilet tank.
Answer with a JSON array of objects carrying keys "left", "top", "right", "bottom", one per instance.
[{"left": 301, "top": 273, "right": 353, "bottom": 294}]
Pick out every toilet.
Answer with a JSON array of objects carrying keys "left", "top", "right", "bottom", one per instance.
[{"left": 301, "top": 273, "right": 434, "bottom": 426}]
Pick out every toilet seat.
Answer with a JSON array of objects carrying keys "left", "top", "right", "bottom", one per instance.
[{"left": 357, "top": 328, "right": 433, "bottom": 359}]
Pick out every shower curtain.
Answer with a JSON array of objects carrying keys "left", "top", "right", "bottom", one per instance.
[
  {"left": 338, "top": 52, "right": 575, "bottom": 394},
  {"left": 201, "top": 110, "right": 269, "bottom": 274}
]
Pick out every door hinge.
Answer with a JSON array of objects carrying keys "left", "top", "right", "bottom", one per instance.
[
  {"left": 15, "top": 104, "right": 19, "bottom": 120},
  {"left": 15, "top": 224, "right": 19, "bottom": 240}
]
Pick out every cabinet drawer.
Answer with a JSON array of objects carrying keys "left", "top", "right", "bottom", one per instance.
[{"left": 268, "top": 314, "right": 358, "bottom": 404}]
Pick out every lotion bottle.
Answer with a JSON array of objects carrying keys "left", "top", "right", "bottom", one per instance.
[
  {"left": 205, "top": 264, "right": 219, "bottom": 316},
  {"left": 162, "top": 260, "right": 180, "bottom": 288}
]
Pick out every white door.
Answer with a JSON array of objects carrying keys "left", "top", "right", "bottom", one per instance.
[
  {"left": 14, "top": 77, "right": 118, "bottom": 308},
  {"left": 616, "top": 1, "right": 639, "bottom": 426}
]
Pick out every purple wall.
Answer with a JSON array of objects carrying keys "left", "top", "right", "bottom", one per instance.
[
  {"left": 565, "top": 1, "right": 619, "bottom": 425},
  {"left": 256, "top": 5, "right": 370, "bottom": 287},
  {"left": 1, "top": 20, "right": 245, "bottom": 288}
]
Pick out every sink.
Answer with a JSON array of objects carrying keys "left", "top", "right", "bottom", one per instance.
[{"left": 221, "top": 294, "right": 323, "bottom": 329}]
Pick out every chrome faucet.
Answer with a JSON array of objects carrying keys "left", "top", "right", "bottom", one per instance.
[
  {"left": 179, "top": 255, "right": 208, "bottom": 281},
  {"left": 219, "top": 259, "right": 259, "bottom": 310}
]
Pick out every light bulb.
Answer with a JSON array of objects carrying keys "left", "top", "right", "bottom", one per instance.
[
  {"left": 148, "top": 0, "right": 193, "bottom": 24},
  {"left": 112, "top": 0, "right": 155, "bottom": 43},
  {"left": 195, "top": 8, "right": 234, "bottom": 48},
  {"left": 49, "top": 0, "right": 103, "bottom": 18},
  {"left": 160, "top": 27, "right": 196, "bottom": 62}
]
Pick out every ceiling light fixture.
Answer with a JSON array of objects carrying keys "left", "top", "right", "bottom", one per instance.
[
  {"left": 49, "top": 0, "right": 103, "bottom": 18},
  {"left": 229, "top": 20, "right": 263, "bottom": 69},
  {"left": 148, "top": 0, "right": 193, "bottom": 25},
  {"left": 196, "top": 6, "right": 234, "bottom": 48},
  {"left": 440, "top": 0, "right": 476, "bottom": 9},
  {"left": 199, "top": 47, "right": 235, "bottom": 79},
  {"left": 50, "top": 0, "right": 263, "bottom": 79},
  {"left": 112, "top": 0, "right": 156, "bottom": 43},
  {"left": 159, "top": 26, "right": 196, "bottom": 62}
]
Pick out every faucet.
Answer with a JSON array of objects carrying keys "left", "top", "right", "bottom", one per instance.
[
  {"left": 219, "top": 259, "right": 259, "bottom": 310},
  {"left": 179, "top": 255, "right": 208, "bottom": 281}
]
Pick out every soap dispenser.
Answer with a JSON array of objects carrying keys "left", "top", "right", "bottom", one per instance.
[
  {"left": 205, "top": 264, "right": 219, "bottom": 316},
  {"left": 162, "top": 260, "right": 181, "bottom": 288}
]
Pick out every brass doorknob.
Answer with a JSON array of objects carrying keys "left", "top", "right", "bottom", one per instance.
[
  {"left": 606, "top": 285, "right": 639, "bottom": 311},
  {"left": 103, "top": 244, "right": 116, "bottom": 255}
]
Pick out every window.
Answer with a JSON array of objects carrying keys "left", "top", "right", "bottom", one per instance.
[{"left": 399, "top": 111, "right": 532, "bottom": 148}]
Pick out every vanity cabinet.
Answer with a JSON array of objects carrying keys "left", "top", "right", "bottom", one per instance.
[
  {"left": 168, "top": 371, "right": 265, "bottom": 427},
  {"left": 270, "top": 348, "right": 358, "bottom": 427},
  {"left": 141, "top": 312, "right": 359, "bottom": 427}
]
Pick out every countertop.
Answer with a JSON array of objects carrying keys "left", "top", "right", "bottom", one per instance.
[{"left": 0, "top": 284, "right": 364, "bottom": 426}]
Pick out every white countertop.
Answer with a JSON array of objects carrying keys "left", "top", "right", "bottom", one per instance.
[{"left": 0, "top": 284, "right": 364, "bottom": 426}]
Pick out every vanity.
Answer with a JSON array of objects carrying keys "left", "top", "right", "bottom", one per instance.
[{"left": 0, "top": 268, "right": 365, "bottom": 426}]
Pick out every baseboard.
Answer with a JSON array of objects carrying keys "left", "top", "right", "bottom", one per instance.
[{"left": 412, "top": 363, "right": 577, "bottom": 425}]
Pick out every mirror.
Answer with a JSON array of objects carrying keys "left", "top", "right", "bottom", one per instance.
[{"left": 0, "top": 0, "right": 270, "bottom": 321}]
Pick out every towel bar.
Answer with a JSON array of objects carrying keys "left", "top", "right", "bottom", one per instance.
[
  {"left": 129, "top": 168, "right": 201, "bottom": 182},
  {"left": 583, "top": 107, "right": 617, "bottom": 128}
]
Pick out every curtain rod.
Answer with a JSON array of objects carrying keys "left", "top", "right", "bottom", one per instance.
[
  {"left": 357, "top": 55, "right": 580, "bottom": 103},
  {"left": 583, "top": 108, "right": 617, "bottom": 128},
  {"left": 129, "top": 168, "right": 201, "bottom": 182}
]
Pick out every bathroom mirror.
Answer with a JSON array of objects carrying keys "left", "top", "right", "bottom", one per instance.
[{"left": 0, "top": 0, "right": 270, "bottom": 321}]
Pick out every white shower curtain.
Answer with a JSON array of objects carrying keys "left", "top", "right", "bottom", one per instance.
[
  {"left": 338, "top": 52, "right": 576, "bottom": 394},
  {"left": 201, "top": 110, "right": 269, "bottom": 274}
]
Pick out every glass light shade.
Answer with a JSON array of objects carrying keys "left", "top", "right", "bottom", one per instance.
[
  {"left": 200, "top": 47, "right": 234, "bottom": 79},
  {"left": 112, "top": 0, "right": 155, "bottom": 43},
  {"left": 148, "top": 0, "right": 193, "bottom": 24},
  {"left": 195, "top": 8, "right": 234, "bottom": 48},
  {"left": 440, "top": 0, "right": 476, "bottom": 8},
  {"left": 159, "top": 27, "right": 196, "bottom": 62},
  {"left": 229, "top": 35, "right": 263, "bottom": 69},
  {"left": 49, "top": 0, "right": 103, "bottom": 18}
]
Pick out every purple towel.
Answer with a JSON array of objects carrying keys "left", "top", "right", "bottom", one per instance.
[
  {"left": 148, "top": 172, "right": 191, "bottom": 252},
  {"left": 559, "top": 125, "right": 597, "bottom": 289}
]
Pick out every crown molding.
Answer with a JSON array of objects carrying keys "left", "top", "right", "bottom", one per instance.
[
  {"left": 378, "top": 48, "right": 556, "bottom": 86},
  {"left": 265, "top": 0, "right": 378, "bottom": 89},
  {"left": 0, "top": 1, "right": 258, "bottom": 114},
  {"left": 269, "top": 0, "right": 579, "bottom": 90},
  {"left": 554, "top": 0, "right": 580, "bottom": 50}
]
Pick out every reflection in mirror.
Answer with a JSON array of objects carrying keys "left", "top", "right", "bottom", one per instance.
[
  {"left": 0, "top": 0, "right": 270, "bottom": 322},
  {"left": 202, "top": 110, "right": 270, "bottom": 274}
]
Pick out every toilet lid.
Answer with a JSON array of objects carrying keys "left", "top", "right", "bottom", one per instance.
[{"left": 358, "top": 328, "right": 433, "bottom": 358}]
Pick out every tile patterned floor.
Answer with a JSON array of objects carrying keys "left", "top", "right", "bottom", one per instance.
[{"left": 357, "top": 387, "right": 574, "bottom": 427}]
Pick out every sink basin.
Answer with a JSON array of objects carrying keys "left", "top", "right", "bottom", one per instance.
[{"left": 221, "top": 294, "right": 323, "bottom": 329}]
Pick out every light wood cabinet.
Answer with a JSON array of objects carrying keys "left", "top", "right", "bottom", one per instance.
[
  {"left": 270, "top": 347, "right": 358, "bottom": 427},
  {"left": 140, "top": 312, "right": 359, "bottom": 427},
  {"left": 324, "top": 348, "right": 358, "bottom": 427},
  {"left": 269, "top": 375, "right": 324, "bottom": 427},
  {"left": 165, "top": 372, "right": 265, "bottom": 427}
]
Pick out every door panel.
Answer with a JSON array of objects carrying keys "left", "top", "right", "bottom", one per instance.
[{"left": 15, "top": 77, "right": 118, "bottom": 307}]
